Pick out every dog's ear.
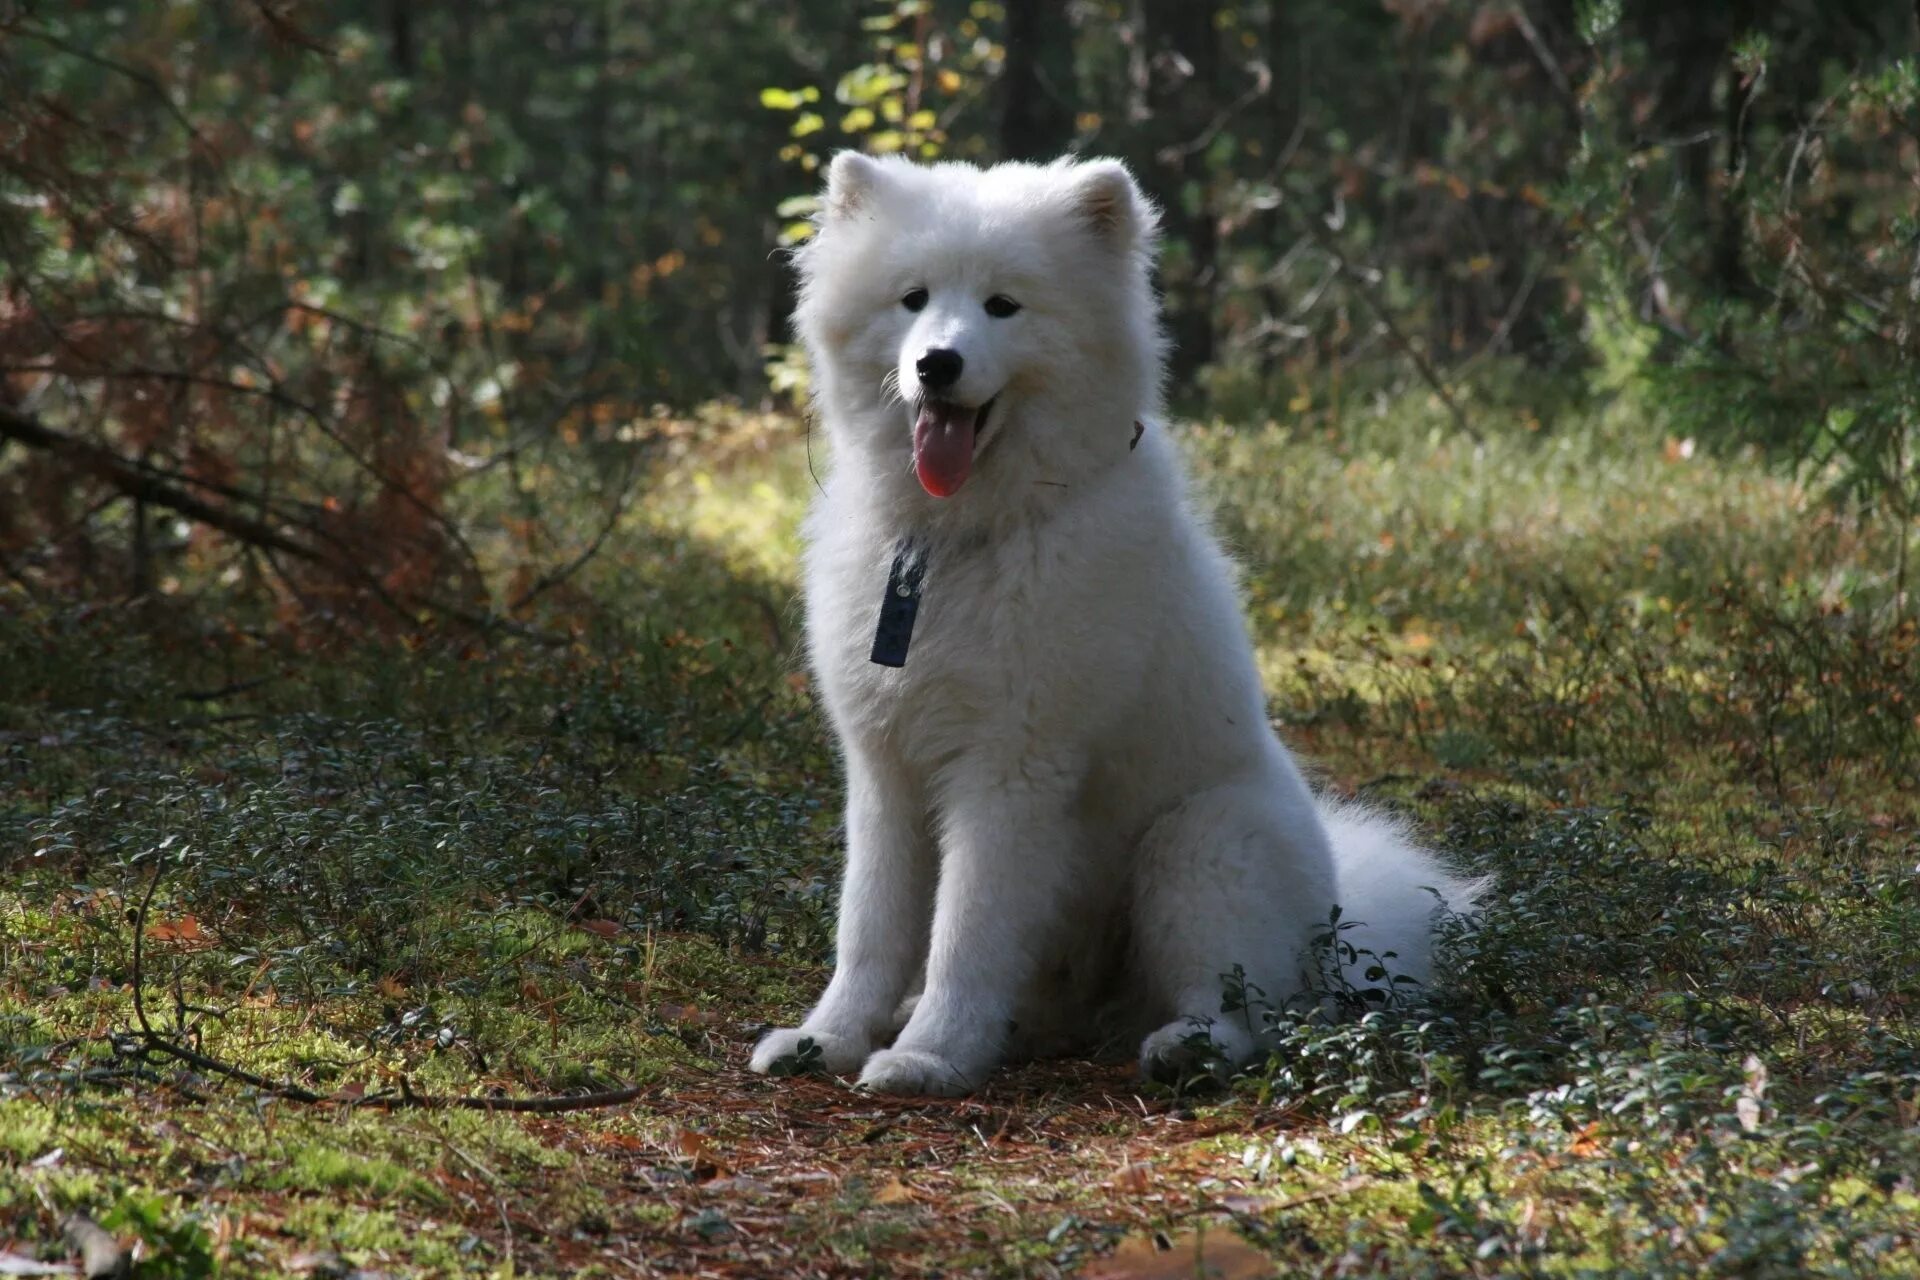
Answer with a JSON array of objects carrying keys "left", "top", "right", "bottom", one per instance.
[
  {"left": 823, "top": 151, "right": 886, "bottom": 219},
  {"left": 1070, "top": 160, "right": 1156, "bottom": 251}
]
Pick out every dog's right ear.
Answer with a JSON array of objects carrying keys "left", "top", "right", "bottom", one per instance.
[
  {"left": 1069, "top": 160, "right": 1155, "bottom": 252},
  {"left": 823, "top": 151, "right": 886, "bottom": 219}
]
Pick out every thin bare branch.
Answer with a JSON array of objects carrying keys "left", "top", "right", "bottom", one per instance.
[{"left": 1278, "top": 201, "right": 1484, "bottom": 443}]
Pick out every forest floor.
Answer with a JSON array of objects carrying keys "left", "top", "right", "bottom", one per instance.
[{"left": 3, "top": 391, "right": 1919, "bottom": 1277}]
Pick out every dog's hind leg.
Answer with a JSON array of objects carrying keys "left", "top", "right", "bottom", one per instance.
[{"left": 1129, "top": 778, "right": 1336, "bottom": 1082}]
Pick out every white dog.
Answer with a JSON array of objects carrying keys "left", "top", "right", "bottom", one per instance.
[{"left": 750, "top": 153, "right": 1478, "bottom": 1097}]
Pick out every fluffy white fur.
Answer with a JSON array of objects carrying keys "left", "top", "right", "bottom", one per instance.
[{"left": 749, "top": 153, "right": 1479, "bottom": 1097}]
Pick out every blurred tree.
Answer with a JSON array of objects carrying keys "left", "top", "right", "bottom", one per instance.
[
  {"left": 4, "top": 0, "right": 1917, "bottom": 621},
  {"left": 1000, "top": 0, "right": 1078, "bottom": 160}
]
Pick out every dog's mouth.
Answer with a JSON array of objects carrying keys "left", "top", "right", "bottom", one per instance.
[{"left": 912, "top": 394, "right": 998, "bottom": 498}]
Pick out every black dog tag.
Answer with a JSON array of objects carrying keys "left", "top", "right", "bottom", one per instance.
[{"left": 869, "top": 539, "right": 926, "bottom": 668}]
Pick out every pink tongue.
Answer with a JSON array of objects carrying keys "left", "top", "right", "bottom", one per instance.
[{"left": 913, "top": 402, "right": 976, "bottom": 498}]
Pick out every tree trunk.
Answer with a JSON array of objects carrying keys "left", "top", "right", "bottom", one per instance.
[
  {"left": 1000, "top": 0, "right": 1076, "bottom": 161},
  {"left": 582, "top": 2, "right": 613, "bottom": 298},
  {"left": 1143, "top": 0, "right": 1219, "bottom": 391},
  {"left": 388, "top": 0, "right": 414, "bottom": 75}
]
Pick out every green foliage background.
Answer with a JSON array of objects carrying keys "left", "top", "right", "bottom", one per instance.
[{"left": 5, "top": 1, "right": 1918, "bottom": 483}]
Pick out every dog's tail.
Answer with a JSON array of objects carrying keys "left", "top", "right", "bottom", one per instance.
[{"left": 1314, "top": 798, "right": 1487, "bottom": 997}]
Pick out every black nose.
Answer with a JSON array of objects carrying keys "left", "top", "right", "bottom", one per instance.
[{"left": 916, "top": 348, "right": 963, "bottom": 391}]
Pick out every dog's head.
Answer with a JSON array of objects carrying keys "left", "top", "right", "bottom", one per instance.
[{"left": 794, "top": 154, "right": 1164, "bottom": 503}]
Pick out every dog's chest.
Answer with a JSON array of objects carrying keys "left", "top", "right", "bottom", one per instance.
[{"left": 807, "top": 530, "right": 1038, "bottom": 742}]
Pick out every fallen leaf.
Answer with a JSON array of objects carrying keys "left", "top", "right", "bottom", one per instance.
[
  {"left": 656, "top": 1003, "right": 722, "bottom": 1025},
  {"left": 872, "top": 1177, "right": 915, "bottom": 1205},
  {"left": 1078, "top": 1229, "right": 1275, "bottom": 1279},
  {"left": 1566, "top": 1120, "right": 1604, "bottom": 1158},
  {"left": 577, "top": 918, "right": 623, "bottom": 938},
  {"left": 147, "top": 915, "right": 202, "bottom": 942},
  {"left": 674, "top": 1128, "right": 729, "bottom": 1176},
  {"left": 597, "top": 1132, "right": 649, "bottom": 1152}
]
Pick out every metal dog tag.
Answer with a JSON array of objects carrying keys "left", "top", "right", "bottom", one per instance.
[{"left": 869, "top": 539, "right": 926, "bottom": 668}]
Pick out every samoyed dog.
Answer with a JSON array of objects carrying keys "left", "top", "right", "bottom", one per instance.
[{"left": 750, "top": 153, "right": 1478, "bottom": 1097}]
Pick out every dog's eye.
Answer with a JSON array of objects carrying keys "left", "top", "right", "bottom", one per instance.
[
  {"left": 984, "top": 295, "right": 1022, "bottom": 318},
  {"left": 901, "top": 287, "right": 929, "bottom": 313}
]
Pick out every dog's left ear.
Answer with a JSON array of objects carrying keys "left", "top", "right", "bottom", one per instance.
[{"left": 1070, "top": 160, "right": 1156, "bottom": 252}]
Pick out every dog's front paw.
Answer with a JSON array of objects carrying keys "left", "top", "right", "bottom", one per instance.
[
  {"left": 1138, "top": 1018, "right": 1253, "bottom": 1086},
  {"left": 856, "top": 1046, "right": 975, "bottom": 1097},
  {"left": 749, "top": 1026, "right": 868, "bottom": 1077}
]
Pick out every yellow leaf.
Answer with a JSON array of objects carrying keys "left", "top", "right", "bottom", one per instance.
[
  {"left": 873, "top": 1177, "right": 915, "bottom": 1205},
  {"left": 148, "top": 915, "right": 203, "bottom": 942}
]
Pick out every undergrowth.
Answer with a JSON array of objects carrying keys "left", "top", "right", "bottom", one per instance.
[{"left": 2, "top": 392, "right": 1917, "bottom": 1277}]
